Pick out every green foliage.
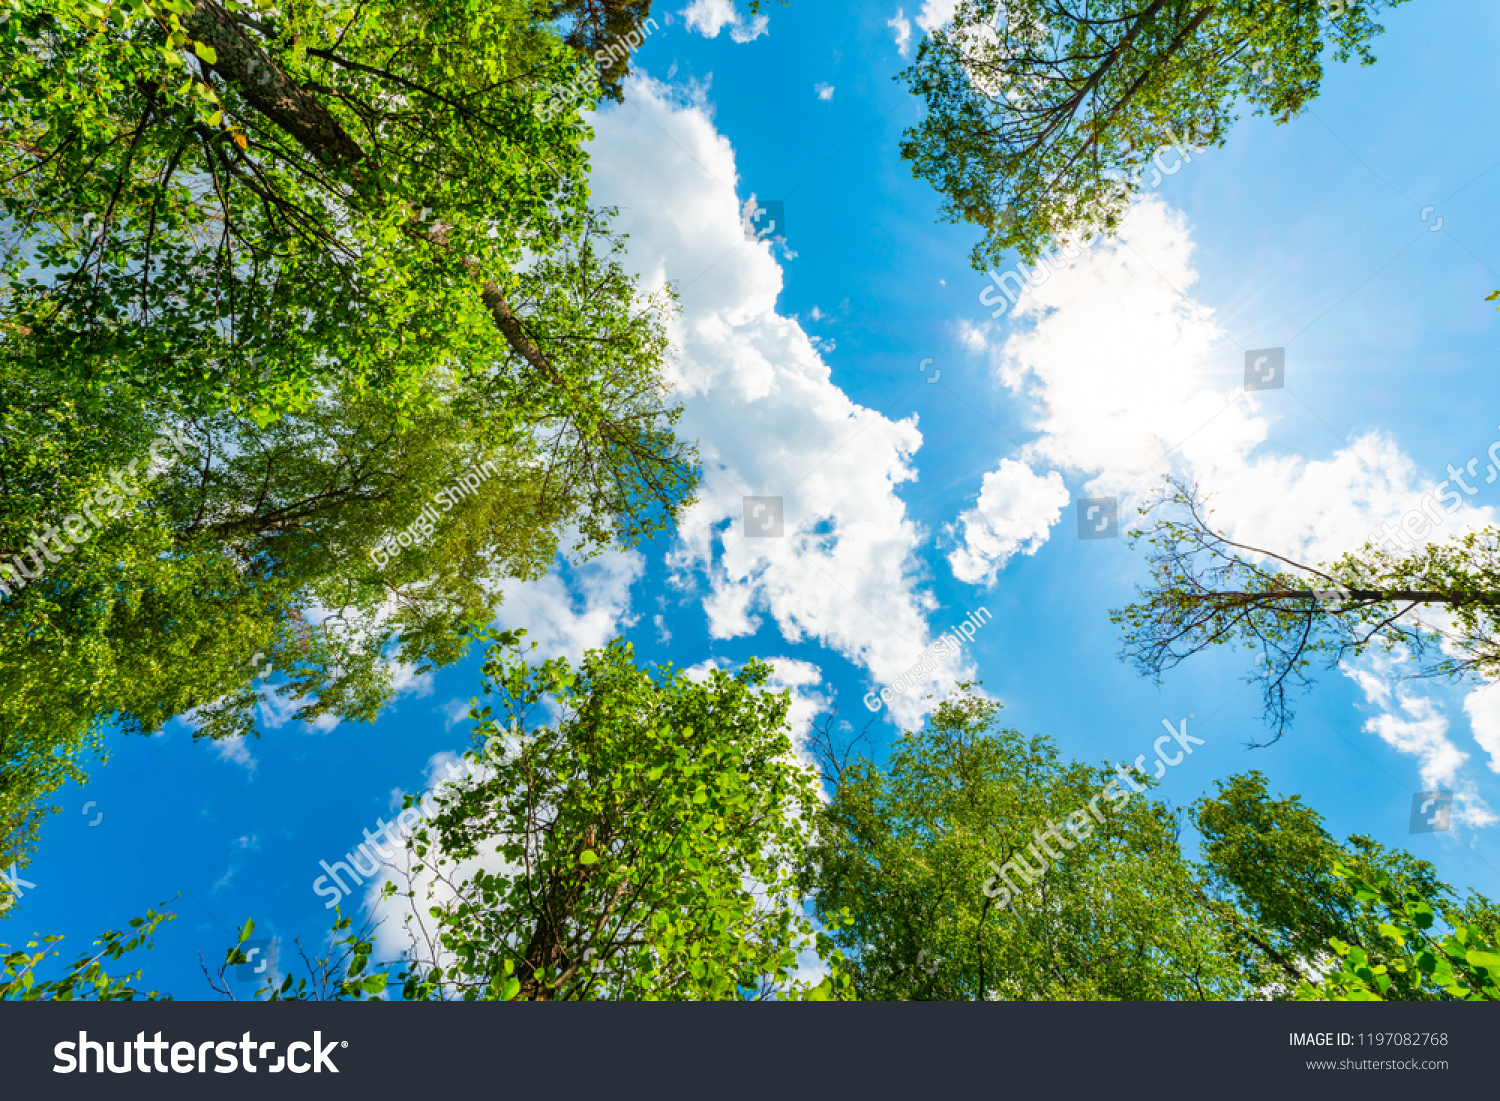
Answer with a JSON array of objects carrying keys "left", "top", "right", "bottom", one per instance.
[
  {"left": 1, "top": 0, "right": 577, "bottom": 416},
  {"left": 0, "top": 903, "right": 174, "bottom": 1000},
  {"left": 1297, "top": 865, "right": 1500, "bottom": 1001},
  {"left": 216, "top": 913, "right": 389, "bottom": 1001},
  {"left": 801, "top": 687, "right": 1249, "bottom": 1000},
  {"left": 1192, "top": 771, "right": 1461, "bottom": 997},
  {"left": 1115, "top": 478, "right": 1500, "bottom": 740},
  {"left": 547, "top": 0, "right": 654, "bottom": 103},
  {"left": 381, "top": 629, "right": 838, "bottom": 1000},
  {"left": 898, "top": 0, "right": 1408, "bottom": 268},
  {"left": 0, "top": 0, "right": 698, "bottom": 880}
]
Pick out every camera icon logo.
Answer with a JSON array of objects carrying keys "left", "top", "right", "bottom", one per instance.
[
  {"left": 743, "top": 198, "right": 786, "bottom": 243},
  {"left": 1244, "top": 348, "right": 1285, "bottom": 391},
  {"left": 236, "top": 938, "right": 278, "bottom": 983},
  {"left": 1077, "top": 497, "right": 1118, "bottom": 540},
  {"left": 1409, "top": 791, "right": 1453, "bottom": 834},
  {"left": 743, "top": 497, "right": 785, "bottom": 538}
]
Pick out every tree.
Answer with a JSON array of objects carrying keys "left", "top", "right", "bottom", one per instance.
[
  {"left": 547, "top": 0, "right": 654, "bottom": 103},
  {"left": 1188, "top": 771, "right": 1494, "bottom": 998},
  {"left": 0, "top": 0, "right": 691, "bottom": 509},
  {"left": 0, "top": 904, "right": 174, "bottom": 1000},
  {"left": 1112, "top": 478, "right": 1500, "bottom": 742},
  {"left": 0, "top": 1, "right": 699, "bottom": 882},
  {"left": 1295, "top": 865, "right": 1500, "bottom": 1001},
  {"left": 897, "top": 0, "right": 1408, "bottom": 269},
  {"left": 0, "top": 216, "right": 694, "bottom": 878},
  {"left": 202, "top": 914, "right": 390, "bottom": 1001},
  {"left": 2, "top": 1, "right": 559, "bottom": 410},
  {"left": 800, "top": 688, "right": 1250, "bottom": 1000},
  {"left": 377, "top": 629, "right": 840, "bottom": 1001}
]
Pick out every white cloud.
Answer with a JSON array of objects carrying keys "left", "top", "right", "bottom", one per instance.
[
  {"left": 588, "top": 75, "right": 962, "bottom": 727},
  {"left": 917, "top": 0, "right": 958, "bottom": 32},
  {"left": 815, "top": 82, "right": 834, "bottom": 101},
  {"left": 498, "top": 550, "right": 644, "bottom": 664},
  {"left": 962, "top": 195, "right": 1500, "bottom": 570},
  {"left": 440, "top": 696, "right": 474, "bottom": 731},
  {"left": 1346, "top": 655, "right": 1496, "bottom": 829},
  {"left": 888, "top": 8, "right": 913, "bottom": 57},
  {"left": 947, "top": 458, "right": 1069, "bottom": 586},
  {"left": 680, "top": 0, "right": 768, "bottom": 42},
  {"left": 1463, "top": 682, "right": 1500, "bottom": 774},
  {"left": 213, "top": 735, "right": 256, "bottom": 772},
  {"left": 389, "top": 661, "right": 435, "bottom": 700}
]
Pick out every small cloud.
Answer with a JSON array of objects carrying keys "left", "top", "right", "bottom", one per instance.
[
  {"left": 653, "top": 613, "right": 673, "bottom": 644},
  {"left": 389, "top": 660, "right": 436, "bottom": 700},
  {"left": 889, "top": 9, "right": 913, "bottom": 57},
  {"left": 212, "top": 865, "right": 237, "bottom": 893},
  {"left": 809, "top": 305, "right": 825, "bottom": 321},
  {"left": 957, "top": 318, "right": 987, "bottom": 352},
  {"left": 442, "top": 697, "right": 475, "bottom": 730},
  {"left": 308, "top": 712, "right": 341, "bottom": 734},
  {"left": 233, "top": 834, "right": 260, "bottom": 850},
  {"left": 947, "top": 459, "right": 1069, "bottom": 586},
  {"left": 815, "top": 82, "right": 834, "bottom": 101},
  {"left": 214, "top": 735, "right": 257, "bottom": 773},
  {"left": 680, "top": 0, "right": 768, "bottom": 42}
]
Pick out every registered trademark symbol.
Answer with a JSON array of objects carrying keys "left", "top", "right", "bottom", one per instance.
[{"left": 341, "top": 1041, "right": 348, "bottom": 1047}]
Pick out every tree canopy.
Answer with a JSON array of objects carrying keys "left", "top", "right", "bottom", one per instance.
[
  {"left": 1113, "top": 478, "right": 1500, "bottom": 741},
  {"left": 0, "top": 0, "right": 698, "bottom": 891},
  {"left": 898, "top": 0, "right": 1409, "bottom": 268},
  {"left": 381, "top": 629, "right": 839, "bottom": 1001},
  {"left": 801, "top": 689, "right": 1251, "bottom": 1000}
]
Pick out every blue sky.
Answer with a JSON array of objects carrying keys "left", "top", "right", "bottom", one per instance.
[{"left": 12, "top": 0, "right": 1500, "bottom": 996}]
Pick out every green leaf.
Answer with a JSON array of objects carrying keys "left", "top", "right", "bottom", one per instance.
[{"left": 1465, "top": 949, "right": 1500, "bottom": 974}]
